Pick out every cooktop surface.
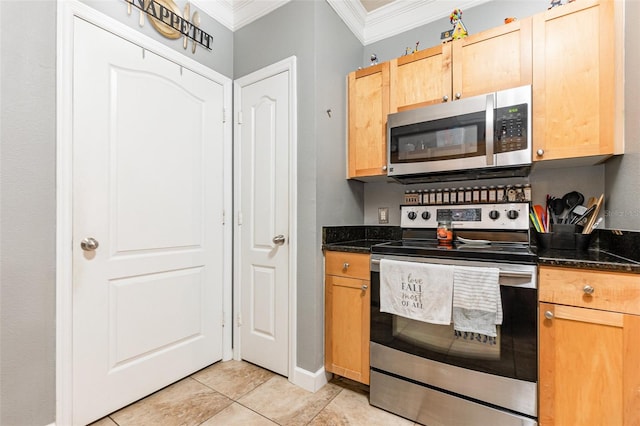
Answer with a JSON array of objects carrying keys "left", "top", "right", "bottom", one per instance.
[{"left": 371, "top": 239, "right": 536, "bottom": 264}]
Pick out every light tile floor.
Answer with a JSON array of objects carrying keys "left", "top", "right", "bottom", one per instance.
[{"left": 91, "top": 360, "right": 420, "bottom": 426}]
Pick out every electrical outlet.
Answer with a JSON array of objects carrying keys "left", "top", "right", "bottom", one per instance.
[{"left": 378, "top": 207, "right": 389, "bottom": 224}]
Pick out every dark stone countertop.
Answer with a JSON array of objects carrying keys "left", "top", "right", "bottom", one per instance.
[
  {"left": 536, "top": 229, "right": 640, "bottom": 274},
  {"left": 322, "top": 225, "right": 401, "bottom": 254},
  {"left": 322, "top": 226, "right": 640, "bottom": 274},
  {"left": 536, "top": 248, "right": 640, "bottom": 273}
]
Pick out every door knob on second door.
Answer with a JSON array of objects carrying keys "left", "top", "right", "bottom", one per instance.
[
  {"left": 80, "top": 237, "right": 99, "bottom": 251},
  {"left": 272, "top": 235, "right": 285, "bottom": 246}
]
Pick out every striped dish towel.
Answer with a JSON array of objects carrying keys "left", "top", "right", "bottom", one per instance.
[{"left": 452, "top": 266, "right": 502, "bottom": 342}]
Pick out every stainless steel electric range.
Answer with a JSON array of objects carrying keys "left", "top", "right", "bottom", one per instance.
[{"left": 369, "top": 202, "right": 538, "bottom": 426}]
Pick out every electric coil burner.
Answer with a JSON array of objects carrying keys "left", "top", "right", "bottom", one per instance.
[{"left": 369, "top": 203, "right": 538, "bottom": 426}]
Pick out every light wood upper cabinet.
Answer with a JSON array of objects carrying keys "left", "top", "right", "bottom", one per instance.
[
  {"left": 538, "top": 266, "right": 640, "bottom": 426},
  {"left": 324, "top": 251, "right": 370, "bottom": 385},
  {"left": 389, "top": 18, "right": 532, "bottom": 112},
  {"left": 347, "top": 62, "right": 389, "bottom": 179},
  {"left": 452, "top": 17, "right": 532, "bottom": 100},
  {"left": 532, "top": 0, "right": 623, "bottom": 163},
  {"left": 390, "top": 43, "right": 452, "bottom": 111}
]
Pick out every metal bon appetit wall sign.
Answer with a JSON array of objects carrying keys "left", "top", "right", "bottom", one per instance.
[{"left": 125, "top": 0, "right": 213, "bottom": 52}]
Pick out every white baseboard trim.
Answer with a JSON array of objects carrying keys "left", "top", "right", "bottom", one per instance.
[{"left": 290, "top": 365, "right": 331, "bottom": 393}]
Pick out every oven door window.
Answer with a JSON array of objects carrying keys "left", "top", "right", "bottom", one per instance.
[
  {"left": 371, "top": 273, "right": 537, "bottom": 383},
  {"left": 389, "top": 112, "right": 487, "bottom": 164}
]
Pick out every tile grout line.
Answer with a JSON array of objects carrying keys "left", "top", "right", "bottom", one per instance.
[{"left": 303, "top": 386, "right": 344, "bottom": 425}]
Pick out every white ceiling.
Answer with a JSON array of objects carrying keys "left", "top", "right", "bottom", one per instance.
[{"left": 190, "top": 0, "right": 492, "bottom": 45}]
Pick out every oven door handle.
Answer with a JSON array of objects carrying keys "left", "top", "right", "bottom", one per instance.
[
  {"left": 499, "top": 271, "right": 534, "bottom": 279},
  {"left": 372, "top": 259, "right": 532, "bottom": 278}
]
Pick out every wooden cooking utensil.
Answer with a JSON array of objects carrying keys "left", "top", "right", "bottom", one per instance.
[{"left": 582, "top": 194, "right": 604, "bottom": 234}]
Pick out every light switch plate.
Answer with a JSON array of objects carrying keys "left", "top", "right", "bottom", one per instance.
[{"left": 378, "top": 207, "right": 389, "bottom": 224}]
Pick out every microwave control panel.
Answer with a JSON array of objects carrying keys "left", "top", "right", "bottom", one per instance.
[{"left": 495, "top": 103, "right": 527, "bottom": 153}]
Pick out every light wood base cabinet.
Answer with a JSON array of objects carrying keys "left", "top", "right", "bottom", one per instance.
[
  {"left": 539, "top": 266, "right": 640, "bottom": 425},
  {"left": 324, "top": 251, "right": 370, "bottom": 384}
]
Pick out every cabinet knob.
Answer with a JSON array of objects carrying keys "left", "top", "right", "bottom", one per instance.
[
  {"left": 544, "top": 311, "right": 554, "bottom": 320},
  {"left": 455, "top": 92, "right": 462, "bottom": 99},
  {"left": 361, "top": 284, "right": 368, "bottom": 291},
  {"left": 382, "top": 165, "right": 387, "bottom": 171},
  {"left": 343, "top": 262, "right": 349, "bottom": 270},
  {"left": 536, "top": 149, "right": 544, "bottom": 156},
  {"left": 442, "top": 95, "right": 449, "bottom": 102},
  {"left": 583, "top": 285, "right": 595, "bottom": 295}
]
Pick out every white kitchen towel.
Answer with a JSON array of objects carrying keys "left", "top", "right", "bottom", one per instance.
[
  {"left": 452, "top": 265, "right": 502, "bottom": 339},
  {"left": 380, "top": 259, "right": 454, "bottom": 325}
]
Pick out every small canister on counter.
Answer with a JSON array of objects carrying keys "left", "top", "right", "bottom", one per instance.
[{"left": 437, "top": 219, "right": 453, "bottom": 246}]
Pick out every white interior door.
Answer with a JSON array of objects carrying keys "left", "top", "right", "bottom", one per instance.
[
  {"left": 234, "top": 61, "right": 294, "bottom": 377},
  {"left": 72, "top": 18, "right": 225, "bottom": 425}
]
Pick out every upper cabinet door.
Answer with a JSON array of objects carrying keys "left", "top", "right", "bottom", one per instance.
[
  {"left": 452, "top": 17, "right": 532, "bottom": 100},
  {"left": 348, "top": 62, "right": 390, "bottom": 179},
  {"left": 390, "top": 43, "right": 452, "bottom": 112},
  {"left": 532, "top": 0, "right": 623, "bottom": 162}
]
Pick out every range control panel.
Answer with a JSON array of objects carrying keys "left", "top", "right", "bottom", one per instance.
[{"left": 401, "top": 203, "right": 530, "bottom": 230}]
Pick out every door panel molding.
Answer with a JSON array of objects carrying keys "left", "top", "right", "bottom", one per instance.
[{"left": 56, "top": 2, "right": 232, "bottom": 424}]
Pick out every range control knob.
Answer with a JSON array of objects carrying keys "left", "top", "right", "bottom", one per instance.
[
  {"left": 507, "top": 210, "right": 519, "bottom": 220},
  {"left": 489, "top": 210, "right": 500, "bottom": 220},
  {"left": 408, "top": 211, "right": 417, "bottom": 220},
  {"left": 421, "top": 211, "right": 431, "bottom": 220}
]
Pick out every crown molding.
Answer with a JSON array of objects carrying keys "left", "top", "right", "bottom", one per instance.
[
  {"left": 190, "top": 0, "right": 292, "bottom": 31},
  {"left": 329, "top": 0, "right": 492, "bottom": 45},
  {"left": 192, "top": 0, "right": 492, "bottom": 43}
]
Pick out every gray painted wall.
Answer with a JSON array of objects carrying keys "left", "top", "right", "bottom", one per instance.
[
  {"left": 313, "top": 0, "right": 364, "bottom": 369},
  {"left": 234, "top": 0, "right": 364, "bottom": 373},
  {"left": 0, "top": 1, "right": 233, "bottom": 424},
  {"left": 1, "top": 0, "right": 636, "bottom": 424},
  {"left": 1, "top": 2, "right": 57, "bottom": 425},
  {"left": 81, "top": 0, "right": 234, "bottom": 78},
  {"left": 605, "top": 0, "right": 640, "bottom": 231},
  {"left": 361, "top": 0, "right": 549, "bottom": 66}
]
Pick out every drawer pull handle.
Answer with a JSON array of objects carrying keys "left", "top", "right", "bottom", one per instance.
[
  {"left": 544, "top": 311, "right": 554, "bottom": 320},
  {"left": 343, "top": 262, "right": 349, "bottom": 270},
  {"left": 362, "top": 284, "right": 368, "bottom": 291},
  {"left": 583, "top": 285, "right": 595, "bottom": 295}
]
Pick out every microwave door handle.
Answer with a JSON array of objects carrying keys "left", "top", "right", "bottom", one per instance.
[{"left": 485, "top": 94, "right": 494, "bottom": 166}]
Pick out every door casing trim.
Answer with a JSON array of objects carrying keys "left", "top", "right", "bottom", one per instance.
[
  {"left": 56, "top": 2, "right": 233, "bottom": 424},
  {"left": 232, "top": 56, "right": 299, "bottom": 386}
]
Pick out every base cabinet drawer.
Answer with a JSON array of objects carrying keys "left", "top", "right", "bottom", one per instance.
[
  {"left": 539, "top": 266, "right": 640, "bottom": 315},
  {"left": 325, "top": 251, "right": 370, "bottom": 280}
]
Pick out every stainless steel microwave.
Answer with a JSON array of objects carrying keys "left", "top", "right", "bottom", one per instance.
[{"left": 387, "top": 85, "right": 532, "bottom": 183}]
